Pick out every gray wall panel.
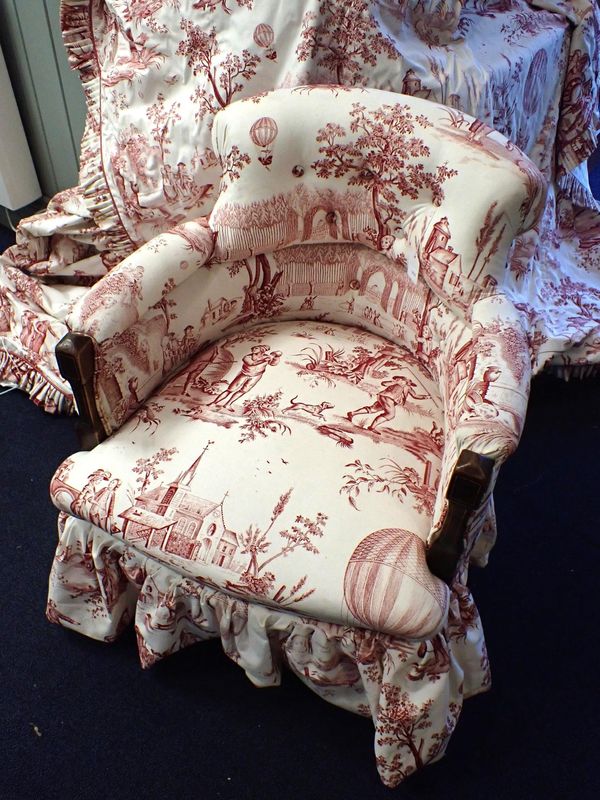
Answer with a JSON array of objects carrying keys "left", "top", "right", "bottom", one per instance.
[{"left": 0, "top": 0, "right": 86, "bottom": 199}]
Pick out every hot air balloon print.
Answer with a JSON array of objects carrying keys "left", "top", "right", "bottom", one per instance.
[
  {"left": 343, "top": 528, "right": 448, "bottom": 638},
  {"left": 523, "top": 49, "right": 548, "bottom": 117},
  {"left": 516, "top": 49, "right": 549, "bottom": 151},
  {"left": 253, "top": 23, "right": 276, "bottom": 60},
  {"left": 250, "top": 116, "right": 279, "bottom": 168}
]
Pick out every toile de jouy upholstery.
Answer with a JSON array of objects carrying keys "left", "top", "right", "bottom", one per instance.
[
  {"left": 1, "top": 0, "right": 599, "bottom": 415},
  {"left": 46, "top": 86, "right": 547, "bottom": 786}
]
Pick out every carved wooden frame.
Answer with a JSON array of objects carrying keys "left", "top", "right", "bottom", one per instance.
[
  {"left": 55, "top": 332, "right": 107, "bottom": 449},
  {"left": 426, "top": 450, "right": 495, "bottom": 584}
]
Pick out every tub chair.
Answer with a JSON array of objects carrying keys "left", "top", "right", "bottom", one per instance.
[{"left": 47, "top": 87, "right": 546, "bottom": 786}]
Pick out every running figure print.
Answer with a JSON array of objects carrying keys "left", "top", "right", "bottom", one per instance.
[{"left": 347, "top": 375, "right": 428, "bottom": 432}]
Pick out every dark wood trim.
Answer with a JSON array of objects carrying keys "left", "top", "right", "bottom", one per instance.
[
  {"left": 426, "top": 449, "right": 495, "bottom": 585},
  {"left": 55, "top": 332, "right": 107, "bottom": 449}
]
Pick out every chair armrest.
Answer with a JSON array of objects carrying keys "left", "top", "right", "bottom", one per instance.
[
  {"left": 452, "top": 295, "right": 531, "bottom": 461},
  {"left": 59, "top": 219, "right": 216, "bottom": 439},
  {"left": 426, "top": 449, "right": 494, "bottom": 584},
  {"left": 427, "top": 294, "right": 531, "bottom": 576},
  {"left": 66, "top": 219, "right": 215, "bottom": 341},
  {"left": 55, "top": 332, "right": 106, "bottom": 448}
]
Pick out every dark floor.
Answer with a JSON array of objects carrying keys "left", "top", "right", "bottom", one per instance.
[
  {"left": 2, "top": 372, "right": 599, "bottom": 800},
  {"left": 589, "top": 148, "right": 600, "bottom": 199},
  {"left": 0, "top": 223, "right": 15, "bottom": 252}
]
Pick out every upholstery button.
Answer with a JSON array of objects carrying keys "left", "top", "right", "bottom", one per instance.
[
  {"left": 326, "top": 211, "right": 337, "bottom": 223},
  {"left": 292, "top": 165, "right": 304, "bottom": 177}
]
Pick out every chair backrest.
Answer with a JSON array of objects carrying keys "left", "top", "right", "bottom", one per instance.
[
  {"left": 210, "top": 86, "right": 547, "bottom": 318},
  {"left": 63, "top": 87, "right": 544, "bottom": 443}
]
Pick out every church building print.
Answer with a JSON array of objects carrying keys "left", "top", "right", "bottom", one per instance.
[
  {"left": 421, "top": 217, "right": 463, "bottom": 295},
  {"left": 119, "top": 449, "right": 240, "bottom": 569}
]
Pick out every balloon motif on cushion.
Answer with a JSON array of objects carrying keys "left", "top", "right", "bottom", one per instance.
[{"left": 343, "top": 528, "right": 448, "bottom": 637}]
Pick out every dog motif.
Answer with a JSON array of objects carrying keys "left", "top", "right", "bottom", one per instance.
[{"left": 283, "top": 395, "right": 334, "bottom": 420}]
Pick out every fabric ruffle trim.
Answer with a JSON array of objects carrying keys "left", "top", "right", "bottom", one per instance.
[
  {"left": 47, "top": 514, "right": 491, "bottom": 786},
  {"left": 558, "top": 169, "right": 600, "bottom": 212},
  {"left": 60, "top": 0, "right": 135, "bottom": 262},
  {"left": 0, "top": 342, "right": 74, "bottom": 413},
  {"left": 548, "top": 362, "right": 600, "bottom": 380}
]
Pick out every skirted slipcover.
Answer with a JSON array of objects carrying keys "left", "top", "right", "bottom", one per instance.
[{"left": 46, "top": 86, "right": 545, "bottom": 785}]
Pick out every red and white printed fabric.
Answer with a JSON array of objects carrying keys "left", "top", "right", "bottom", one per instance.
[
  {"left": 48, "top": 509, "right": 489, "bottom": 787},
  {"left": 0, "top": 0, "right": 599, "bottom": 410},
  {"left": 46, "top": 83, "right": 539, "bottom": 784}
]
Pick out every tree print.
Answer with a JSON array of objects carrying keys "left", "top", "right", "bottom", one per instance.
[
  {"left": 220, "top": 145, "right": 251, "bottom": 185},
  {"left": 96, "top": 344, "right": 126, "bottom": 386},
  {"left": 341, "top": 454, "right": 437, "bottom": 516},
  {"left": 227, "top": 255, "right": 285, "bottom": 323},
  {"left": 312, "top": 102, "right": 457, "bottom": 248},
  {"left": 146, "top": 93, "right": 181, "bottom": 161},
  {"left": 226, "top": 491, "right": 327, "bottom": 606},
  {"left": 296, "top": 341, "right": 429, "bottom": 392},
  {"left": 425, "top": 700, "right": 461, "bottom": 766},
  {"left": 376, "top": 686, "right": 434, "bottom": 779},
  {"left": 468, "top": 201, "right": 507, "bottom": 281},
  {"left": 296, "top": 0, "right": 397, "bottom": 84},
  {"left": 238, "top": 390, "right": 291, "bottom": 442},
  {"left": 526, "top": 327, "right": 548, "bottom": 356},
  {"left": 132, "top": 447, "right": 177, "bottom": 493},
  {"left": 346, "top": 343, "right": 402, "bottom": 381},
  {"left": 177, "top": 21, "right": 260, "bottom": 121},
  {"left": 151, "top": 278, "right": 178, "bottom": 333}
]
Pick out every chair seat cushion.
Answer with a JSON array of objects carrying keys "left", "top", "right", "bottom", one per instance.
[{"left": 51, "top": 320, "right": 449, "bottom": 638}]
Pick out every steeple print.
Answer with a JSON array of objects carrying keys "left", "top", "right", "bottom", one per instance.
[
  {"left": 176, "top": 440, "right": 214, "bottom": 487},
  {"left": 120, "top": 440, "right": 241, "bottom": 569}
]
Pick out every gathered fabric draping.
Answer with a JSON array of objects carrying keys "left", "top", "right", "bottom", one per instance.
[
  {"left": 48, "top": 512, "right": 489, "bottom": 787},
  {"left": 0, "top": 0, "right": 599, "bottom": 411}
]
